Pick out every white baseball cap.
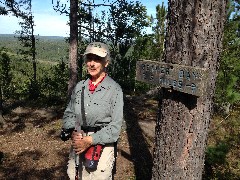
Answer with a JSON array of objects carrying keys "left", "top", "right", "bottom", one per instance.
[{"left": 83, "top": 42, "right": 110, "bottom": 59}]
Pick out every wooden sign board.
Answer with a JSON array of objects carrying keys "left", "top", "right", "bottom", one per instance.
[{"left": 136, "top": 60, "right": 209, "bottom": 96}]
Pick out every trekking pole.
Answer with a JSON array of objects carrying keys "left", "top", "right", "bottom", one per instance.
[
  {"left": 75, "top": 116, "right": 82, "bottom": 180},
  {"left": 75, "top": 163, "right": 79, "bottom": 180},
  {"left": 75, "top": 86, "right": 86, "bottom": 180}
]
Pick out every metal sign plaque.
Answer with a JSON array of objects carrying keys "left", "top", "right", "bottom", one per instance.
[{"left": 136, "top": 60, "right": 209, "bottom": 96}]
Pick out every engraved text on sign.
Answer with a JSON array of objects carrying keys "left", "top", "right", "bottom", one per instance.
[{"left": 136, "top": 60, "right": 208, "bottom": 96}]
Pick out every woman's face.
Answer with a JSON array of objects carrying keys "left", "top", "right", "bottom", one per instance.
[{"left": 85, "top": 54, "right": 108, "bottom": 79}]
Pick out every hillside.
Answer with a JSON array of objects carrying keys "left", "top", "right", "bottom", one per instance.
[{"left": 0, "top": 34, "right": 68, "bottom": 62}]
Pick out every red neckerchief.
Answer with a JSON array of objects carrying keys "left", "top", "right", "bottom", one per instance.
[{"left": 88, "top": 74, "right": 107, "bottom": 93}]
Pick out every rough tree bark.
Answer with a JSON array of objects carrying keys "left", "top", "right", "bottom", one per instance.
[
  {"left": 152, "top": 0, "right": 227, "bottom": 179},
  {"left": 68, "top": 0, "right": 78, "bottom": 98}
]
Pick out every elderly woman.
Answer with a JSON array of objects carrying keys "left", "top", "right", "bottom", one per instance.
[{"left": 61, "top": 42, "right": 124, "bottom": 180}]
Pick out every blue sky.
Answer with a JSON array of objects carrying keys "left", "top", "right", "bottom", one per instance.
[{"left": 0, "top": 0, "right": 167, "bottom": 37}]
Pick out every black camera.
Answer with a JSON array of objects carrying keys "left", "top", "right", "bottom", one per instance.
[{"left": 60, "top": 128, "right": 74, "bottom": 141}]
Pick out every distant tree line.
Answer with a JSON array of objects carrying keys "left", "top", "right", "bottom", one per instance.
[{"left": 0, "top": 35, "right": 69, "bottom": 62}]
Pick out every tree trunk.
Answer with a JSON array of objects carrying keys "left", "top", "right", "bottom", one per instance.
[
  {"left": 68, "top": 0, "right": 79, "bottom": 98},
  {"left": 152, "top": 0, "right": 226, "bottom": 179},
  {"left": 31, "top": 21, "right": 36, "bottom": 82}
]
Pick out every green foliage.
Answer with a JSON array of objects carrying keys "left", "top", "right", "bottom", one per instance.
[
  {"left": 40, "top": 60, "right": 68, "bottom": 100},
  {"left": 108, "top": 55, "right": 136, "bottom": 92},
  {"left": 27, "top": 79, "right": 41, "bottom": 100},
  {"left": 205, "top": 143, "right": 229, "bottom": 167},
  {"left": 131, "top": 3, "right": 167, "bottom": 94},
  {"left": 108, "top": 0, "right": 149, "bottom": 42},
  {"left": 215, "top": 0, "right": 240, "bottom": 111},
  {"left": 0, "top": 45, "right": 68, "bottom": 102},
  {"left": 36, "top": 37, "right": 68, "bottom": 62},
  {"left": 133, "top": 34, "right": 157, "bottom": 60},
  {"left": 134, "top": 81, "right": 155, "bottom": 95},
  {"left": 133, "top": 3, "right": 167, "bottom": 63},
  {"left": 105, "top": 0, "right": 149, "bottom": 92},
  {"left": 203, "top": 111, "right": 240, "bottom": 179},
  {"left": 0, "top": 47, "right": 13, "bottom": 99},
  {"left": 153, "top": 3, "right": 167, "bottom": 60},
  {"left": 0, "top": 35, "right": 68, "bottom": 62}
]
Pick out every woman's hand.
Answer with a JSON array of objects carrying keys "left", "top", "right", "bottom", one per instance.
[{"left": 72, "top": 131, "right": 93, "bottom": 154}]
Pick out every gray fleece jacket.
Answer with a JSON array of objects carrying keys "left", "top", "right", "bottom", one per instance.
[{"left": 62, "top": 76, "right": 124, "bottom": 145}]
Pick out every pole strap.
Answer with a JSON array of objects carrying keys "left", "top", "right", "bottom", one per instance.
[{"left": 81, "top": 86, "right": 87, "bottom": 126}]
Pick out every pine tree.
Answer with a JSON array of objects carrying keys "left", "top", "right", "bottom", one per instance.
[
  {"left": 154, "top": 3, "right": 167, "bottom": 61},
  {"left": 215, "top": 0, "right": 240, "bottom": 114},
  {"left": 0, "top": 48, "right": 12, "bottom": 127},
  {"left": 152, "top": 1, "right": 227, "bottom": 179}
]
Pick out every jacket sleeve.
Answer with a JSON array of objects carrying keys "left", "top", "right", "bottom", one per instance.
[{"left": 90, "top": 86, "right": 124, "bottom": 145}]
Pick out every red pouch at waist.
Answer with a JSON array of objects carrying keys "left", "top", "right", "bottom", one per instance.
[{"left": 84, "top": 144, "right": 103, "bottom": 170}]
